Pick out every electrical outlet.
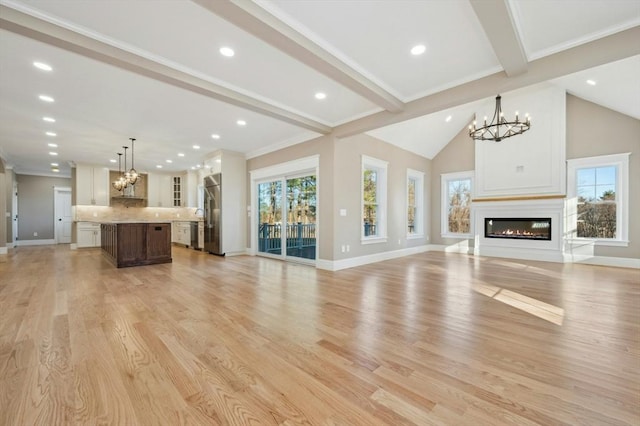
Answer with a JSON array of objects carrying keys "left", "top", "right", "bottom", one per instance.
[
  {"left": 155, "top": 213, "right": 159, "bottom": 217},
  {"left": 398, "top": 239, "right": 401, "bottom": 245},
  {"left": 346, "top": 245, "right": 350, "bottom": 252},
  {"left": 33, "top": 231, "right": 38, "bottom": 237},
  {"left": 341, "top": 245, "right": 345, "bottom": 253},
  {"left": 92, "top": 212, "right": 98, "bottom": 217}
]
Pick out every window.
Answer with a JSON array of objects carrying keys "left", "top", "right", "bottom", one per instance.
[
  {"left": 441, "top": 171, "right": 474, "bottom": 238},
  {"left": 567, "top": 153, "right": 629, "bottom": 246},
  {"left": 407, "top": 169, "right": 424, "bottom": 238},
  {"left": 362, "top": 156, "right": 388, "bottom": 243}
]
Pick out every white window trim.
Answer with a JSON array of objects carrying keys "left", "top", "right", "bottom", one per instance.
[
  {"left": 566, "top": 152, "right": 629, "bottom": 247},
  {"left": 407, "top": 168, "right": 424, "bottom": 239},
  {"left": 361, "top": 155, "right": 388, "bottom": 244},
  {"left": 441, "top": 170, "right": 474, "bottom": 239}
]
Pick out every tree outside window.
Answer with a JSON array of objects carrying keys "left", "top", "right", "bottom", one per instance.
[
  {"left": 407, "top": 178, "right": 416, "bottom": 234},
  {"left": 447, "top": 179, "right": 471, "bottom": 234},
  {"left": 576, "top": 166, "right": 617, "bottom": 238},
  {"left": 363, "top": 169, "right": 378, "bottom": 237}
]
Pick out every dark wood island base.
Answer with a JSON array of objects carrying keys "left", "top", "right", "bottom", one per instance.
[{"left": 101, "top": 222, "right": 172, "bottom": 268}]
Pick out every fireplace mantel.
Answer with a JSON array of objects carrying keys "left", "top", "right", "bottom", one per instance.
[{"left": 473, "top": 198, "right": 564, "bottom": 262}]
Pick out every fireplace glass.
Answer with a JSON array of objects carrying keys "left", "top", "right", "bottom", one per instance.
[{"left": 485, "top": 218, "right": 551, "bottom": 241}]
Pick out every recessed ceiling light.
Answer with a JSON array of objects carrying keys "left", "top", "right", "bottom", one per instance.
[
  {"left": 211, "top": 134, "right": 220, "bottom": 139},
  {"left": 191, "top": 166, "right": 196, "bottom": 170},
  {"left": 166, "top": 159, "right": 173, "bottom": 163},
  {"left": 47, "top": 143, "right": 58, "bottom": 148},
  {"left": 445, "top": 115, "right": 452, "bottom": 122},
  {"left": 33, "top": 61, "right": 52, "bottom": 71},
  {"left": 193, "top": 145, "right": 200, "bottom": 150},
  {"left": 196, "top": 164, "right": 201, "bottom": 168},
  {"left": 110, "top": 159, "right": 117, "bottom": 163},
  {"left": 219, "top": 47, "right": 235, "bottom": 57},
  {"left": 237, "top": 120, "right": 246, "bottom": 126},
  {"left": 411, "top": 44, "right": 426, "bottom": 55},
  {"left": 586, "top": 79, "right": 597, "bottom": 86},
  {"left": 156, "top": 165, "right": 163, "bottom": 169},
  {"left": 46, "top": 131, "right": 57, "bottom": 137},
  {"left": 39, "top": 95, "right": 54, "bottom": 102},
  {"left": 215, "top": 158, "right": 222, "bottom": 163},
  {"left": 315, "top": 92, "right": 327, "bottom": 100},
  {"left": 50, "top": 162, "right": 58, "bottom": 167},
  {"left": 178, "top": 153, "right": 185, "bottom": 157},
  {"left": 43, "top": 116, "right": 56, "bottom": 123},
  {"left": 49, "top": 151, "right": 58, "bottom": 156}
]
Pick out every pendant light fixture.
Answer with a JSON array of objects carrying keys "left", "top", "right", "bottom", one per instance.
[
  {"left": 126, "top": 137, "right": 138, "bottom": 185},
  {"left": 112, "top": 152, "right": 127, "bottom": 191},
  {"left": 469, "top": 95, "right": 531, "bottom": 142}
]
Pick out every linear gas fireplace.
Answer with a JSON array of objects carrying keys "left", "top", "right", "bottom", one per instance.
[{"left": 485, "top": 218, "right": 552, "bottom": 241}]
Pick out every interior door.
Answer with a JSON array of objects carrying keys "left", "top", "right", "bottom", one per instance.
[
  {"left": 12, "top": 182, "right": 18, "bottom": 245},
  {"left": 55, "top": 189, "right": 72, "bottom": 244}
]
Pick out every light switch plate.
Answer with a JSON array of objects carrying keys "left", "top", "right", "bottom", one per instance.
[{"left": 339, "top": 209, "right": 347, "bottom": 216}]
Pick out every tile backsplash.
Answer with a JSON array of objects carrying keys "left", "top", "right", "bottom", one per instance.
[{"left": 75, "top": 205, "right": 203, "bottom": 222}]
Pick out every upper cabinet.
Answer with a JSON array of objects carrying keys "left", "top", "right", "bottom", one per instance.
[
  {"left": 75, "top": 164, "right": 109, "bottom": 206},
  {"left": 147, "top": 173, "right": 172, "bottom": 207}
]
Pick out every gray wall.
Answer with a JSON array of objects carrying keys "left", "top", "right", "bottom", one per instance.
[
  {"left": 246, "top": 133, "right": 430, "bottom": 261},
  {"left": 429, "top": 122, "right": 475, "bottom": 247},
  {"left": 246, "top": 135, "right": 335, "bottom": 260},
  {"left": 566, "top": 94, "right": 640, "bottom": 260},
  {"left": 16, "top": 174, "right": 71, "bottom": 241},
  {"left": 333, "top": 133, "right": 430, "bottom": 260}
]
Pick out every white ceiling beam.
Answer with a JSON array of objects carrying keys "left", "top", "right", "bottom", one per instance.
[
  {"left": 191, "top": 0, "right": 404, "bottom": 113},
  {"left": 334, "top": 25, "right": 640, "bottom": 138},
  {"left": 470, "top": 0, "right": 529, "bottom": 77},
  {"left": 0, "top": 4, "right": 332, "bottom": 135}
]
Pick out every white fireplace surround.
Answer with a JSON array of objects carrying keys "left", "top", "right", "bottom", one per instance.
[{"left": 473, "top": 198, "right": 564, "bottom": 263}]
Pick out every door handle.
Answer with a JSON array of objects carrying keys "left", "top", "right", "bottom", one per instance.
[{"left": 58, "top": 218, "right": 62, "bottom": 221}]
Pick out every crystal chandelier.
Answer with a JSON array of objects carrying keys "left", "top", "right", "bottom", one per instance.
[{"left": 469, "top": 95, "right": 531, "bottom": 142}]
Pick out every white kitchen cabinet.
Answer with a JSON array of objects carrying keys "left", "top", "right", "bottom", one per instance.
[
  {"left": 76, "top": 165, "right": 109, "bottom": 206},
  {"left": 172, "top": 221, "right": 190, "bottom": 246},
  {"left": 77, "top": 222, "right": 101, "bottom": 247},
  {"left": 147, "top": 173, "right": 172, "bottom": 207}
]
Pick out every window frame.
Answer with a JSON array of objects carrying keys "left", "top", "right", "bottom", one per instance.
[
  {"left": 407, "top": 168, "right": 424, "bottom": 239},
  {"left": 441, "top": 170, "right": 474, "bottom": 239},
  {"left": 566, "top": 153, "right": 629, "bottom": 247},
  {"left": 361, "top": 155, "right": 388, "bottom": 244}
]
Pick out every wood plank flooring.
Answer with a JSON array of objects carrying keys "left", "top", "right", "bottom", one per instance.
[{"left": 0, "top": 245, "right": 638, "bottom": 425}]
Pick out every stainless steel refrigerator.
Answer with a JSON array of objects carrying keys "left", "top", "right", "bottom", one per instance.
[{"left": 204, "top": 173, "right": 223, "bottom": 255}]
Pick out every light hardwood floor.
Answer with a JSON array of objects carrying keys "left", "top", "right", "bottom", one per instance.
[{"left": 0, "top": 245, "right": 638, "bottom": 425}]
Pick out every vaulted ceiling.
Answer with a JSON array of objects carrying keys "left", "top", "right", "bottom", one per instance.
[{"left": 0, "top": 0, "right": 638, "bottom": 177}]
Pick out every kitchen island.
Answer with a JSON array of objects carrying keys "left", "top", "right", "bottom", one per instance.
[{"left": 101, "top": 222, "right": 172, "bottom": 268}]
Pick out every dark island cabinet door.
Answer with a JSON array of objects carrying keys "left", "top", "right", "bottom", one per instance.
[
  {"left": 118, "top": 224, "right": 147, "bottom": 264},
  {"left": 147, "top": 223, "right": 171, "bottom": 261}
]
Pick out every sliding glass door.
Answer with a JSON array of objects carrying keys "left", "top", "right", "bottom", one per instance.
[{"left": 257, "top": 174, "right": 316, "bottom": 262}]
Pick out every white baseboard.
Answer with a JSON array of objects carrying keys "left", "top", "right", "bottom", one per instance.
[
  {"left": 429, "top": 244, "right": 474, "bottom": 254},
  {"left": 564, "top": 254, "right": 640, "bottom": 269},
  {"left": 16, "top": 239, "right": 56, "bottom": 246},
  {"left": 317, "top": 245, "right": 431, "bottom": 271},
  {"left": 0, "top": 247, "right": 7, "bottom": 255},
  {"left": 6, "top": 242, "right": 15, "bottom": 249},
  {"left": 224, "top": 250, "right": 247, "bottom": 257}
]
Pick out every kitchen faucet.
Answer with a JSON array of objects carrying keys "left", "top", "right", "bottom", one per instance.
[{"left": 194, "top": 208, "right": 204, "bottom": 217}]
